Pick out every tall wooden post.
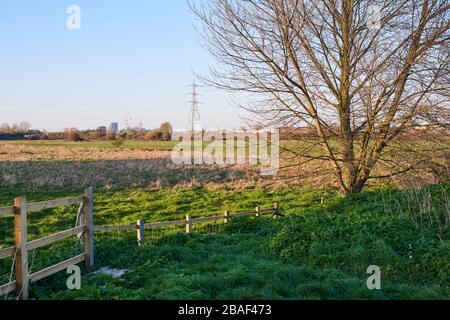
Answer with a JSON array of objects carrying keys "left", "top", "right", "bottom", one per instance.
[
  {"left": 137, "top": 219, "right": 145, "bottom": 246},
  {"left": 14, "top": 196, "right": 28, "bottom": 300},
  {"left": 224, "top": 210, "right": 230, "bottom": 224},
  {"left": 84, "top": 187, "right": 94, "bottom": 273},
  {"left": 186, "top": 214, "right": 192, "bottom": 234}
]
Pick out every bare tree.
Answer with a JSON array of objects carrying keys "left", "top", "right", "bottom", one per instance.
[
  {"left": 160, "top": 122, "right": 173, "bottom": 141},
  {"left": 106, "top": 128, "right": 117, "bottom": 141},
  {"left": 0, "top": 123, "right": 10, "bottom": 132},
  {"left": 66, "top": 129, "right": 82, "bottom": 142},
  {"left": 18, "top": 122, "right": 32, "bottom": 132},
  {"left": 192, "top": 0, "right": 450, "bottom": 195}
]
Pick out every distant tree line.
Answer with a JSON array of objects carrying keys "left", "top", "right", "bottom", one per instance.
[
  {"left": 0, "top": 122, "right": 42, "bottom": 140},
  {"left": 63, "top": 122, "right": 173, "bottom": 142},
  {"left": 0, "top": 122, "right": 174, "bottom": 142}
]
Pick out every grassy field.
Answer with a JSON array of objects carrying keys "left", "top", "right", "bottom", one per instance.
[
  {"left": 0, "top": 140, "right": 177, "bottom": 150},
  {"left": 1, "top": 138, "right": 447, "bottom": 192},
  {"left": 0, "top": 139, "right": 448, "bottom": 300},
  {"left": 0, "top": 183, "right": 448, "bottom": 300}
]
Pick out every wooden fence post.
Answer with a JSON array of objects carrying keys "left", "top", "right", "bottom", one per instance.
[
  {"left": 137, "top": 219, "right": 145, "bottom": 246},
  {"left": 84, "top": 187, "right": 94, "bottom": 273},
  {"left": 186, "top": 214, "right": 192, "bottom": 234},
  {"left": 14, "top": 196, "right": 28, "bottom": 300},
  {"left": 255, "top": 206, "right": 260, "bottom": 217},
  {"left": 273, "top": 201, "right": 280, "bottom": 217},
  {"left": 224, "top": 210, "right": 230, "bottom": 224}
]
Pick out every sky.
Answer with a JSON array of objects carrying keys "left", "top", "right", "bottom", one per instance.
[{"left": 0, "top": 0, "right": 245, "bottom": 132}]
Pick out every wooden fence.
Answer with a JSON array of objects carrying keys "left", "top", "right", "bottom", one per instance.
[
  {"left": 0, "top": 185, "right": 280, "bottom": 300},
  {"left": 95, "top": 202, "right": 282, "bottom": 246},
  {"left": 0, "top": 187, "right": 94, "bottom": 300}
]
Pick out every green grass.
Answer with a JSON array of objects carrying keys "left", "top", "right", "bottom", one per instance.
[
  {"left": 0, "top": 139, "right": 301, "bottom": 154},
  {"left": 0, "top": 140, "right": 177, "bottom": 150},
  {"left": 0, "top": 183, "right": 448, "bottom": 300}
]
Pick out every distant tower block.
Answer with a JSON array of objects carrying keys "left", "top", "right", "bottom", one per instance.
[
  {"left": 110, "top": 122, "right": 119, "bottom": 133},
  {"left": 188, "top": 80, "right": 202, "bottom": 132}
]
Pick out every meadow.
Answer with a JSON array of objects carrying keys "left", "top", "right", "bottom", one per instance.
[
  {"left": 0, "top": 140, "right": 448, "bottom": 300},
  {"left": 0, "top": 140, "right": 177, "bottom": 150},
  {"left": 0, "top": 184, "right": 448, "bottom": 300},
  {"left": 1, "top": 138, "right": 447, "bottom": 191}
]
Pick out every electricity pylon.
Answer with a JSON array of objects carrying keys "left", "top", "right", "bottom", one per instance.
[{"left": 188, "top": 80, "right": 202, "bottom": 132}]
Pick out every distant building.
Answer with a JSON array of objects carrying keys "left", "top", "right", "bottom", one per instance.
[
  {"left": 97, "top": 126, "right": 107, "bottom": 134},
  {"left": 110, "top": 122, "right": 119, "bottom": 133}
]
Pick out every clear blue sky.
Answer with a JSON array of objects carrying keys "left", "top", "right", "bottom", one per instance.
[{"left": 0, "top": 0, "right": 244, "bottom": 131}]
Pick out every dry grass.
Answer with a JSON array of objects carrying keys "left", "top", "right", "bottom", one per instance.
[
  {"left": 0, "top": 145, "right": 263, "bottom": 191},
  {"left": 0, "top": 144, "right": 171, "bottom": 162},
  {"left": 0, "top": 143, "right": 447, "bottom": 193}
]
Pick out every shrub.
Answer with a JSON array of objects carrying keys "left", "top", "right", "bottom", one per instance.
[
  {"left": 160, "top": 122, "right": 173, "bottom": 135},
  {"left": 67, "top": 130, "right": 82, "bottom": 141},
  {"left": 106, "top": 130, "right": 117, "bottom": 141},
  {"left": 161, "top": 132, "right": 172, "bottom": 141},
  {"left": 145, "top": 130, "right": 162, "bottom": 141}
]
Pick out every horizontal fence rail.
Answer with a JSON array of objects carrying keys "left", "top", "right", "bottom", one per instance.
[
  {"left": 27, "top": 196, "right": 85, "bottom": 213},
  {"left": 94, "top": 224, "right": 136, "bottom": 232},
  {"left": 29, "top": 254, "right": 86, "bottom": 284},
  {"left": 0, "top": 280, "right": 16, "bottom": 297},
  {"left": 0, "top": 195, "right": 84, "bottom": 217},
  {"left": 145, "top": 219, "right": 187, "bottom": 229},
  {"left": 0, "top": 226, "right": 85, "bottom": 259},
  {"left": 28, "top": 225, "right": 85, "bottom": 251},
  {"left": 0, "top": 246, "right": 16, "bottom": 260},
  {"left": 0, "top": 188, "right": 93, "bottom": 300},
  {"left": 0, "top": 206, "right": 14, "bottom": 216}
]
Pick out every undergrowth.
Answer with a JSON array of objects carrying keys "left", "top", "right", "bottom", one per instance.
[{"left": 0, "top": 183, "right": 448, "bottom": 300}]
